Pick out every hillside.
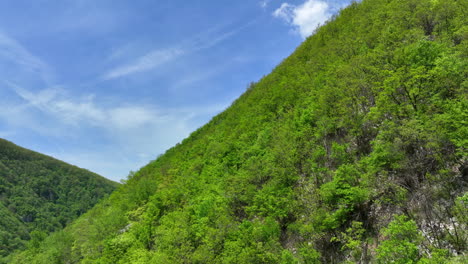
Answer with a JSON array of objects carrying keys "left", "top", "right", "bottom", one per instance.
[
  {"left": 9, "top": 0, "right": 467, "bottom": 263},
  {"left": 0, "top": 138, "right": 119, "bottom": 261}
]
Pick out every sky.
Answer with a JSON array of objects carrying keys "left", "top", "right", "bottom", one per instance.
[{"left": 0, "top": 0, "right": 354, "bottom": 182}]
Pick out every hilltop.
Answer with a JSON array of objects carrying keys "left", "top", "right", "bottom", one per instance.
[{"left": 0, "top": 138, "right": 118, "bottom": 262}]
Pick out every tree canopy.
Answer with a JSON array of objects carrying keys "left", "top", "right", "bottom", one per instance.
[
  {"left": 7, "top": 0, "right": 467, "bottom": 263},
  {"left": 0, "top": 138, "right": 118, "bottom": 262}
]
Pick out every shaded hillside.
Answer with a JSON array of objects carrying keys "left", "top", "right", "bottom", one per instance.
[
  {"left": 10, "top": 0, "right": 467, "bottom": 263},
  {"left": 0, "top": 138, "right": 119, "bottom": 261}
]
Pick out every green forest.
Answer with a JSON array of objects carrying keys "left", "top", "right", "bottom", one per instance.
[
  {"left": 0, "top": 139, "right": 118, "bottom": 262},
  {"left": 4, "top": 0, "right": 468, "bottom": 263}
]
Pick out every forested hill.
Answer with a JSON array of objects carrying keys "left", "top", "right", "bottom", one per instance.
[
  {"left": 0, "top": 138, "right": 119, "bottom": 261},
  {"left": 10, "top": 0, "right": 467, "bottom": 263}
]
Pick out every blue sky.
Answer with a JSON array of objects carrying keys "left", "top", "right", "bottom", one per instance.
[{"left": 0, "top": 0, "right": 353, "bottom": 182}]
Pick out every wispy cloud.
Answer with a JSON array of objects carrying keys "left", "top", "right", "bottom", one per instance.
[
  {"left": 170, "top": 67, "right": 223, "bottom": 92},
  {"left": 273, "top": 0, "right": 331, "bottom": 38},
  {"left": 0, "top": 32, "right": 61, "bottom": 136},
  {"left": 8, "top": 83, "right": 159, "bottom": 130},
  {"left": 10, "top": 84, "right": 103, "bottom": 126},
  {"left": 4, "top": 82, "right": 230, "bottom": 180},
  {"left": 103, "top": 21, "right": 255, "bottom": 80},
  {"left": 260, "top": 0, "right": 273, "bottom": 9},
  {"left": 169, "top": 54, "right": 249, "bottom": 93},
  {"left": 0, "top": 27, "right": 232, "bottom": 181},
  {"left": 103, "top": 48, "right": 185, "bottom": 80},
  {"left": 0, "top": 31, "right": 53, "bottom": 83}
]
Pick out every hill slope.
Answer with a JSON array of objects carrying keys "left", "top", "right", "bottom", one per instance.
[
  {"left": 0, "top": 138, "right": 119, "bottom": 261},
  {"left": 10, "top": 0, "right": 467, "bottom": 263}
]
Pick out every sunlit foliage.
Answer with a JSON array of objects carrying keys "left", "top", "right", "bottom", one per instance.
[{"left": 8, "top": 0, "right": 467, "bottom": 262}]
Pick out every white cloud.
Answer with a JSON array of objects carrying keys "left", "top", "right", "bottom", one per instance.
[
  {"left": 273, "top": 0, "right": 331, "bottom": 38},
  {"left": 103, "top": 21, "right": 254, "bottom": 80},
  {"left": 193, "top": 28, "right": 239, "bottom": 51},
  {"left": 0, "top": 31, "right": 53, "bottom": 83},
  {"left": 9, "top": 84, "right": 162, "bottom": 131},
  {"left": 10, "top": 84, "right": 106, "bottom": 126},
  {"left": 273, "top": 3, "right": 295, "bottom": 22},
  {"left": 169, "top": 55, "right": 243, "bottom": 93},
  {"left": 103, "top": 48, "right": 185, "bottom": 80},
  {"left": 4, "top": 83, "right": 229, "bottom": 180},
  {"left": 0, "top": 27, "right": 231, "bottom": 180},
  {"left": 293, "top": 0, "right": 330, "bottom": 37},
  {"left": 0, "top": 27, "right": 235, "bottom": 181},
  {"left": 260, "top": 0, "right": 272, "bottom": 9}
]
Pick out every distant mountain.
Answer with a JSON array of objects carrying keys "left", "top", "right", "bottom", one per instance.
[
  {"left": 9, "top": 0, "right": 467, "bottom": 263},
  {"left": 0, "top": 138, "right": 118, "bottom": 261}
]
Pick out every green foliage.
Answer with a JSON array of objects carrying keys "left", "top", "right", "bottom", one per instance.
[
  {"left": 0, "top": 138, "right": 118, "bottom": 261},
  {"left": 297, "top": 244, "right": 321, "bottom": 264},
  {"left": 28, "top": 230, "right": 47, "bottom": 250},
  {"left": 319, "top": 165, "right": 369, "bottom": 230},
  {"left": 449, "top": 193, "right": 468, "bottom": 252},
  {"left": 9, "top": 0, "right": 467, "bottom": 263},
  {"left": 376, "top": 215, "right": 422, "bottom": 264},
  {"left": 333, "top": 221, "right": 368, "bottom": 263}
]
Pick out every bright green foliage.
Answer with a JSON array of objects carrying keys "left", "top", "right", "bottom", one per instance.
[
  {"left": 8, "top": 0, "right": 467, "bottom": 262},
  {"left": 333, "top": 221, "right": 368, "bottom": 263},
  {"left": 319, "top": 165, "right": 369, "bottom": 230},
  {"left": 376, "top": 215, "right": 422, "bottom": 263},
  {"left": 0, "top": 139, "right": 118, "bottom": 262}
]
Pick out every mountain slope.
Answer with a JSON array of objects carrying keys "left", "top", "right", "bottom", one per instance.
[
  {"left": 0, "top": 138, "right": 119, "bottom": 261},
  {"left": 11, "top": 0, "right": 467, "bottom": 263}
]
